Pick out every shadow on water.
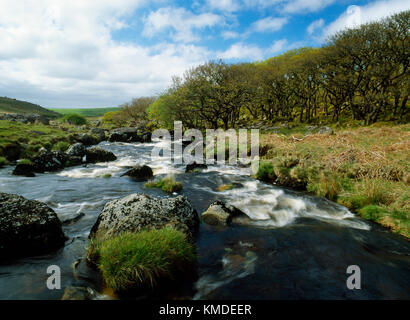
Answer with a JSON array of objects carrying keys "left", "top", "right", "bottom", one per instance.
[{"left": 0, "top": 140, "right": 409, "bottom": 299}]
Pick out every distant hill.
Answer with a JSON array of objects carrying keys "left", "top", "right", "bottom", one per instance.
[
  {"left": 50, "top": 107, "right": 119, "bottom": 117},
  {"left": 0, "top": 97, "right": 60, "bottom": 118}
]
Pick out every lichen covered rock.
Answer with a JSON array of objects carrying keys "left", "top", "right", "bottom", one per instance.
[
  {"left": 0, "top": 193, "right": 66, "bottom": 259},
  {"left": 89, "top": 194, "right": 199, "bottom": 241}
]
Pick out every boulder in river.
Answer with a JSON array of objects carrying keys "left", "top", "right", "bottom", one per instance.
[
  {"left": 108, "top": 127, "right": 151, "bottom": 143},
  {"left": 0, "top": 193, "right": 66, "bottom": 259},
  {"left": 12, "top": 163, "right": 36, "bottom": 177},
  {"left": 31, "top": 149, "right": 68, "bottom": 173},
  {"left": 89, "top": 128, "right": 106, "bottom": 142},
  {"left": 185, "top": 161, "right": 208, "bottom": 173},
  {"left": 89, "top": 194, "right": 199, "bottom": 241},
  {"left": 77, "top": 133, "right": 99, "bottom": 146},
  {"left": 85, "top": 147, "right": 117, "bottom": 163},
  {"left": 66, "top": 143, "right": 86, "bottom": 158},
  {"left": 201, "top": 201, "right": 247, "bottom": 226},
  {"left": 121, "top": 165, "right": 153, "bottom": 181}
]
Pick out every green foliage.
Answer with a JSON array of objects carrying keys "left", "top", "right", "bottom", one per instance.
[
  {"left": 61, "top": 113, "right": 88, "bottom": 125},
  {"left": 255, "top": 162, "right": 276, "bottom": 182},
  {"left": 148, "top": 10, "right": 409, "bottom": 128},
  {"left": 52, "top": 141, "right": 70, "bottom": 152},
  {"left": 94, "top": 228, "right": 196, "bottom": 292},
  {"left": 145, "top": 176, "right": 183, "bottom": 193},
  {"left": 358, "top": 205, "right": 387, "bottom": 221},
  {"left": 307, "top": 172, "right": 341, "bottom": 201},
  {"left": 17, "top": 158, "right": 33, "bottom": 165},
  {"left": 0, "top": 156, "right": 8, "bottom": 167}
]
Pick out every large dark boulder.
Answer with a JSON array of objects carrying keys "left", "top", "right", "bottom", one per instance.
[
  {"left": 89, "top": 194, "right": 199, "bottom": 241},
  {"left": 85, "top": 147, "right": 117, "bottom": 163},
  {"left": 78, "top": 133, "right": 99, "bottom": 146},
  {"left": 185, "top": 161, "right": 208, "bottom": 173},
  {"left": 108, "top": 128, "right": 151, "bottom": 143},
  {"left": 1, "top": 142, "right": 22, "bottom": 161},
  {"left": 121, "top": 165, "right": 153, "bottom": 181},
  {"left": 89, "top": 128, "right": 106, "bottom": 142},
  {"left": 31, "top": 149, "right": 68, "bottom": 173},
  {"left": 66, "top": 143, "right": 86, "bottom": 158},
  {"left": 201, "top": 201, "right": 247, "bottom": 226},
  {"left": 0, "top": 193, "right": 66, "bottom": 260},
  {"left": 12, "top": 163, "right": 36, "bottom": 177}
]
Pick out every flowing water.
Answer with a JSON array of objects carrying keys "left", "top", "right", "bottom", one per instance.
[{"left": 0, "top": 140, "right": 409, "bottom": 300}]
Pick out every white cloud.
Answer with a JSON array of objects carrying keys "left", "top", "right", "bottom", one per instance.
[
  {"left": 251, "top": 17, "right": 288, "bottom": 32},
  {"left": 323, "top": 0, "right": 410, "bottom": 40},
  {"left": 221, "top": 31, "right": 241, "bottom": 39},
  {"left": 206, "top": 0, "right": 242, "bottom": 12},
  {"left": 307, "top": 18, "right": 325, "bottom": 35},
  {"left": 218, "top": 43, "right": 264, "bottom": 60},
  {"left": 268, "top": 39, "right": 288, "bottom": 54},
  {"left": 143, "top": 7, "right": 222, "bottom": 42},
  {"left": 283, "top": 0, "right": 335, "bottom": 13},
  {"left": 0, "top": 1, "right": 213, "bottom": 107}
]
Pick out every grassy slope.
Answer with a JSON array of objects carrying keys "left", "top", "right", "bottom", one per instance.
[
  {"left": 0, "top": 120, "right": 86, "bottom": 158},
  {"left": 0, "top": 97, "right": 60, "bottom": 118},
  {"left": 50, "top": 107, "right": 119, "bottom": 117},
  {"left": 258, "top": 123, "right": 410, "bottom": 238}
]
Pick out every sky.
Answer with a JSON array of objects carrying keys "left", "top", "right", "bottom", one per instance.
[{"left": 0, "top": 0, "right": 409, "bottom": 108}]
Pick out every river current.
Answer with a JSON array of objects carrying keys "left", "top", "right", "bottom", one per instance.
[{"left": 0, "top": 140, "right": 409, "bottom": 299}]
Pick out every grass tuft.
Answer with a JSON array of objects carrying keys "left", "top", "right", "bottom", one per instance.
[
  {"left": 90, "top": 228, "right": 196, "bottom": 292},
  {"left": 145, "top": 176, "right": 183, "bottom": 193}
]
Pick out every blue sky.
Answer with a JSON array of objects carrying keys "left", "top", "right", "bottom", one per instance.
[{"left": 0, "top": 0, "right": 409, "bottom": 108}]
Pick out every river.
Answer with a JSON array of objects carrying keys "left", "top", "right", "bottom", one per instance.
[{"left": 0, "top": 139, "right": 409, "bottom": 299}]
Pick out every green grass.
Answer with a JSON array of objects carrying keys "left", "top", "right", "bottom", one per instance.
[
  {"left": 0, "top": 157, "right": 8, "bottom": 167},
  {"left": 258, "top": 123, "right": 410, "bottom": 238},
  {"left": 50, "top": 107, "right": 119, "bottom": 118},
  {"left": 145, "top": 176, "right": 183, "bottom": 193},
  {"left": 0, "top": 97, "right": 60, "bottom": 118},
  {"left": 89, "top": 228, "right": 196, "bottom": 292},
  {"left": 0, "top": 120, "right": 86, "bottom": 159},
  {"left": 52, "top": 141, "right": 70, "bottom": 152}
]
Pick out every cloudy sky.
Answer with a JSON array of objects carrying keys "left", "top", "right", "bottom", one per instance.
[{"left": 0, "top": 0, "right": 409, "bottom": 108}]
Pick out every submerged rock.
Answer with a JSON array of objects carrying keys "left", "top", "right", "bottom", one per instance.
[
  {"left": 61, "top": 286, "right": 96, "bottom": 300},
  {"left": 12, "top": 163, "right": 36, "bottom": 177},
  {"left": 121, "top": 165, "right": 153, "bottom": 181},
  {"left": 201, "top": 201, "right": 247, "bottom": 226},
  {"left": 185, "top": 161, "right": 208, "bottom": 173},
  {"left": 0, "top": 193, "right": 66, "bottom": 260},
  {"left": 89, "top": 194, "right": 199, "bottom": 241},
  {"left": 85, "top": 147, "right": 117, "bottom": 163}
]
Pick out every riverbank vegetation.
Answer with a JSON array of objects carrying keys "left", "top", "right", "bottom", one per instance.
[
  {"left": 257, "top": 123, "right": 409, "bottom": 238},
  {"left": 147, "top": 11, "right": 409, "bottom": 129},
  {"left": 87, "top": 228, "right": 196, "bottom": 293},
  {"left": 0, "top": 120, "right": 87, "bottom": 160}
]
